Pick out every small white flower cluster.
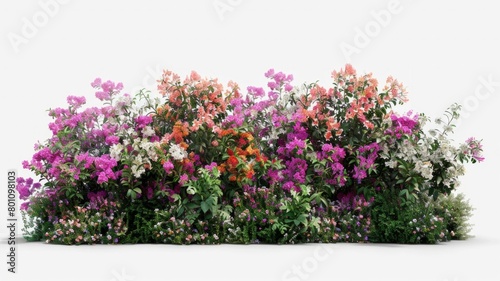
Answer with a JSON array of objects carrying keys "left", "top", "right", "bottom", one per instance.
[
  {"left": 111, "top": 138, "right": 160, "bottom": 178},
  {"left": 141, "top": 125, "right": 155, "bottom": 138},
  {"left": 169, "top": 143, "right": 188, "bottom": 161},
  {"left": 114, "top": 94, "right": 133, "bottom": 115},
  {"left": 110, "top": 143, "right": 123, "bottom": 160},
  {"left": 131, "top": 138, "right": 160, "bottom": 178},
  {"left": 381, "top": 133, "right": 465, "bottom": 187}
]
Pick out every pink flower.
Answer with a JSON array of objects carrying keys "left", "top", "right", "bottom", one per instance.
[
  {"left": 179, "top": 174, "right": 189, "bottom": 185},
  {"left": 265, "top": 69, "right": 275, "bottom": 78},
  {"left": 20, "top": 202, "right": 30, "bottom": 211},
  {"left": 136, "top": 115, "right": 153, "bottom": 129},
  {"left": 66, "top": 96, "right": 86, "bottom": 109},
  {"left": 91, "top": 78, "right": 102, "bottom": 88},
  {"left": 105, "top": 136, "right": 120, "bottom": 145},
  {"left": 163, "top": 161, "right": 174, "bottom": 174}
]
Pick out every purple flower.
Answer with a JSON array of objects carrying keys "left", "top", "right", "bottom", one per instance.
[
  {"left": 322, "top": 144, "right": 334, "bottom": 153},
  {"left": 204, "top": 162, "right": 218, "bottom": 172},
  {"left": 179, "top": 174, "right": 189, "bottom": 185},
  {"left": 265, "top": 69, "right": 275, "bottom": 78},
  {"left": 95, "top": 91, "right": 110, "bottom": 101},
  {"left": 97, "top": 172, "right": 108, "bottom": 184},
  {"left": 352, "top": 166, "right": 367, "bottom": 183},
  {"left": 136, "top": 115, "right": 153, "bottom": 129},
  {"left": 16, "top": 183, "right": 31, "bottom": 200},
  {"left": 283, "top": 181, "right": 295, "bottom": 192},
  {"left": 163, "top": 161, "right": 174, "bottom": 174},
  {"left": 286, "top": 138, "right": 306, "bottom": 154},
  {"left": 146, "top": 187, "right": 154, "bottom": 200},
  {"left": 267, "top": 81, "right": 278, "bottom": 90},
  {"left": 273, "top": 72, "right": 286, "bottom": 83},
  {"left": 385, "top": 112, "right": 419, "bottom": 138},
  {"left": 268, "top": 91, "right": 279, "bottom": 100},
  {"left": 20, "top": 202, "right": 30, "bottom": 211},
  {"left": 466, "top": 137, "right": 484, "bottom": 162},
  {"left": 105, "top": 136, "right": 120, "bottom": 145},
  {"left": 91, "top": 78, "right": 102, "bottom": 88},
  {"left": 66, "top": 96, "right": 86, "bottom": 108},
  {"left": 247, "top": 86, "right": 265, "bottom": 98}
]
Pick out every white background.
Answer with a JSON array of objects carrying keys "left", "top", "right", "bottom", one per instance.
[{"left": 1, "top": 1, "right": 499, "bottom": 280}]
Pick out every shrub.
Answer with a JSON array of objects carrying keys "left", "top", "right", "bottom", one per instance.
[{"left": 16, "top": 65, "right": 483, "bottom": 244}]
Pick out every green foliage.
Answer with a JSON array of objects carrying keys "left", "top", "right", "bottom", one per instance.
[{"left": 431, "top": 193, "right": 474, "bottom": 240}]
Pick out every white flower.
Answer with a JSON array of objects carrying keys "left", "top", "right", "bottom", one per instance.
[
  {"left": 110, "top": 144, "right": 123, "bottom": 160},
  {"left": 131, "top": 155, "right": 147, "bottom": 178},
  {"left": 169, "top": 143, "right": 188, "bottom": 161},
  {"left": 385, "top": 159, "right": 397, "bottom": 168},
  {"left": 142, "top": 126, "right": 155, "bottom": 138},
  {"left": 141, "top": 141, "right": 160, "bottom": 162},
  {"left": 131, "top": 164, "right": 145, "bottom": 178},
  {"left": 415, "top": 161, "right": 433, "bottom": 180}
]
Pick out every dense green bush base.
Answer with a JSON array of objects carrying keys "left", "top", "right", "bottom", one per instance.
[{"left": 22, "top": 192, "right": 472, "bottom": 245}]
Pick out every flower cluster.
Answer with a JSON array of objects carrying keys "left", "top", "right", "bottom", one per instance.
[{"left": 17, "top": 65, "right": 483, "bottom": 244}]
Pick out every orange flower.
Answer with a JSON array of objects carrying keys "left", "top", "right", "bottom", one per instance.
[
  {"left": 217, "top": 164, "right": 226, "bottom": 173},
  {"left": 156, "top": 106, "right": 163, "bottom": 115},
  {"left": 255, "top": 151, "right": 268, "bottom": 164},
  {"left": 227, "top": 155, "right": 239, "bottom": 168},
  {"left": 246, "top": 165, "right": 255, "bottom": 179},
  {"left": 245, "top": 145, "right": 255, "bottom": 156},
  {"left": 219, "top": 129, "right": 235, "bottom": 137},
  {"left": 240, "top": 132, "right": 254, "bottom": 141},
  {"left": 324, "top": 131, "right": 332, "bottom": 140},
  {"left": 172, "top": 121, "right": 189, "bottom": 143},
  {"left": 179, "top": 142, "right": 189, "bottom": 150},
  {"left": 236, "top": 147, "right": 247, "bottom": 157},
  {"left": 229, "top": 175, "right": 237, "bottom": 182}
]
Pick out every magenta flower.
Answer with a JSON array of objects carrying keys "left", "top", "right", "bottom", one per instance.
[
  {"left": 146, "top": 187, "right": 154, "bottom": 200},
  {"left": 179, "top": 174, "right": 189, "bottom": 185},
  {"left": 466, "top": 137, "right": 484, "bottom": 162},
  {"left": 163, "top": 161, "right": 174, "bottom": 174},
  {"left": 20, "top": 202, "right": 30, "bottom": 211},
  {"left": 97, "top": 172, "right": 108, "bottom": 184},
  {"left": 136, "top": 115, "right": 153, "bottom": 129},
  {"left": 91, "top": 78, "right": 102, "bottom": 88},
  {"left": 16, "top": 178, "right": 32, "bottom": 200},
  {"left": 267, "top": 81, "right": 278, "bottom": 90},
  {"left": 247, "top": 86, "right": 265, "bottom": 98},
  {"left": 265, "top": 69, "right": 275, "bottom": 78},
  {"left": 105, "top": 136, "right": 120, "bottom": 145},
  {"left": 66, "top": 96, "right": 86, "bottom": 109}
]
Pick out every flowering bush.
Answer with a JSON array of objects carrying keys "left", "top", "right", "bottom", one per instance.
[{"left": 18, "top": 65, "right": 483, "bottom": 244}]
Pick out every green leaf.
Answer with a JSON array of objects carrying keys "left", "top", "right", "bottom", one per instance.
[
  {"left": 296, "top": 214, "right": 308, "bottom": 225},
  {"left": 201, "top": 201, "right": 209, "bottom": 213},
  {"left": 126, "top": 189, "right": 136, "bottom": 199},
  {"left": 177, "top": 206, "right": 184, "bottom": 216}
]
